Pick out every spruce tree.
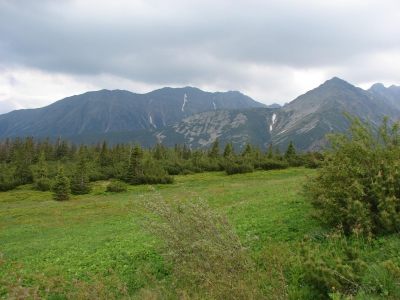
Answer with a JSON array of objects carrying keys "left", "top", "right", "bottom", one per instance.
[
  {"left": 275, "top": 145, "right": 281, "bottom": 155},
  {"left": 127, "top": 142, "right": 143, "bottom": 185},
  {"left": 71, "top": 146, "right": 91, "bottom": 195},
  {"left": 209, "top": 138, "right": 220, "bottom": 158},
  {"left": 52, "top": 165, "right": 70, "bottom": 201},
  {"left": 267, "top": 142, "right": 274, "bottom": 159},
  {"left": 243, "top": 141, "right": 253, "bottom": 158},
  {"left": 153, "top": 143, "right": 164, "bottom": 160},
  {"left": 284, "top": 140, "right": 296, "bottom": 159},
  {"left": 223, "top": 142, "right": 234, "bottom": 159},
  {"left": 100, "top": 140, "right": 111, "bottom": 167}
]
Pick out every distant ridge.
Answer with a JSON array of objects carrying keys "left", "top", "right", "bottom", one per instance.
[
  {"left": 1, "top": 78, "right": 400, "bottom": 152},
  {"left": 0, "top": 87, "right": 265, "bottom": 138}
]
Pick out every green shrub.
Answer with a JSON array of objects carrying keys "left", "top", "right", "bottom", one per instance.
[
  {"left": 259, "top": 159, "right": 289, "bottom": 170},
  {"left": 182, "top": 169, "right": 194, "bottom": 175},
  {"left": 0, "top": 179, "right": 19, "bottom": 192},
  {"left": 33, "top": 178, "right": 53, "bottom": 191},
  {"left": 300, "top": 232, "right": 367, "bottom": 297},
  {"left": 304, "top": 114, "right": 400, "bottom": 235},
  {"left": 225, "top": 163, "right": 254, "bottom": 175},
  {"left": 137, "top": 189, "right": 265, "bottom": 299},
  {"left": 106, "top": 180, "right": 127, "bottom": 192}
]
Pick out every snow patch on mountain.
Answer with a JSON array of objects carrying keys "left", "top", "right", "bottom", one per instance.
[{"left": 182, "top": 94, "right": 187, "bottom": 112}]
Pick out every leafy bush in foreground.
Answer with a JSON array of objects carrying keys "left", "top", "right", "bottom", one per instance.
[
  {"left": 137, "top": 189, "right": 265, "bottom": 299},
  {"left": 304, "top": 114, "right": 400, "bottom": 235}
]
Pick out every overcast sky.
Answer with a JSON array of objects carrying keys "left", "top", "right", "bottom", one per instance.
[{"left": 1, "top": 0, "right": 400, "bottom": 114}]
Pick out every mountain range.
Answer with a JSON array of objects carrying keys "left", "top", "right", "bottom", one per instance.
[{"left": 1, "top": 77, "right": 399, "bottom": 152}]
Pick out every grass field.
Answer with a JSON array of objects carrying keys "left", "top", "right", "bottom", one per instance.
[{"left": 1, "top": 167, "right": 319, "bottom": 298}]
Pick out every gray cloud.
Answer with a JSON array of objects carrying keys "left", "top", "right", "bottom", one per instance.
[{"left": 0, "top": 0, "right": 400, "bottom": 111}]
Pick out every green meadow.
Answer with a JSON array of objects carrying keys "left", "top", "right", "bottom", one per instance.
[
  {"left": 2, "top": 167, "right": 400, "bottom": 299},
  {"left": 1, "top": 168, "right": 317, "bottom": 298}
]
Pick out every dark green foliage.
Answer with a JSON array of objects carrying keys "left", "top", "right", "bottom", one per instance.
[
  {"left": 209, "top": 138, "right": 220, "bottom": 158},
  {"left": 225, "top": 163, "right": 254, "bottom": 175},
  {"left": 106, "top": 180, "right": 127, "bottom": 193},
  {"left": 223, "top": 142, "right": 234, "bottom": 159},
  {"left": 300, "top": 233, "right": 367, "bottom": 297},
  {"left": 99, "top": 140, "right": 111, "bottom": 167},
  {"left": 153, "top": 143, "right": 164, "bottom": 160},
  {"left": 284, "top": 140, "right": 296, "bottom": 158},
  {"left": 304, "top": 114, "right": 400, "bottom": 235},
  {"left": 275, "top": 144, "right": 281, "bottom": 155},
  {"left": 52, "top": 165, "right": 70, "bottom": 201},
  {"left": 70, "top": 146, "right": 91, "bottom": 195},
  {"left": 266, "top": 142, "right": 274, "bottom": 159},
  {"left": 242, "top": 141, "right": 253, "bottom": 158},
  {"left": 126, "top": 142, "right": 144, "bottom": 185},
  {"left": 33, "top": 178, "right": 53, "bottom": 191},
  {"left": 55, "top": 138, "right": 70, "bottom": 160},
  {"left": 0, "top": 167, "right": 19, "bottom": 191},
  {"left": 259, "top": 159, "right": 289, "bottom": 170}
]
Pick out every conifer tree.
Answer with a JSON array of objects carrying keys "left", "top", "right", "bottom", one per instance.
[
  {"left": 127, "top": 142, "right": 143, "bottom": 185},
  {"left": 284, "top": 140, "right": 296, "bottom": 159},
  {"left": 275, "top": 144, "right": 281, "bottom": 155},
  {"left": 243, "top": 141, "right": 253, "bottom": 158},
  {"left": 267, "top": 142, "right": 274, "bottom": 159},
  {"left": 153, "top": 143, "right": 164, "bottom": 160},
  {"left": 43, "top": 137, "right": 54, "bottom": 161},
  {"left": 71, "top": 146, "right": 91, "bottom": 195},
  {"left": 33, "top": 150, "right": 52, "bottom": 191},
  {"left": 37, "top": 150, "right": 47, "bottom": 179},
  {"left": 182, "top": 143, "right": 191, "bottom": 159},
  {"left": 223, "top": 142, "right": 234, "bottom": 159},
  {"left": 100, "top": 140, "right": 111, "bottom": 167},
  {"left": 52, "top": 165, "right": 70, "bottom": 201},
  {"left": 209, "top": 138, "right": 220, "bottom": 158}
]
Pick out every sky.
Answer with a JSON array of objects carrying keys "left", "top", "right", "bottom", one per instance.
[{"left": 1, "top": 0, "right": 400, "bottom": 115}]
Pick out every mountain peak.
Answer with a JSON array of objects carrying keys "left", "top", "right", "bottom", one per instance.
[
  {"left": 370, "top": 83, "right": 385, "bottom": 91},
  {"left": 324, "top": 77, "right": 350, "bottom": 86}
]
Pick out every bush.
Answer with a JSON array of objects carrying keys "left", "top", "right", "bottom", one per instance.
[
  {"left": 33, "top": 178, "right": 53, "bottom": 191},
  {"left": 137, "top": 189, "right": 265, "bottom": 299},
  {"left": 259, "top": 159, "right": 289, "bottom": 170},
  {"left": 225, "top": 163, "right": 254, "bottom": 175},
  {"left": 304, "top": 114, "right": 400, "bottom": 235},
  {"left": 106, "top": 180, "right": 127, "bottom": 193},
  {"left": 0, "top": 179, "right": 19, "bottom": 192}
]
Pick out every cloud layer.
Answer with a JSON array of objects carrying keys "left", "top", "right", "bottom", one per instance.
[{"left": 1, "top": 0, "right": 400, "bottom": 114}]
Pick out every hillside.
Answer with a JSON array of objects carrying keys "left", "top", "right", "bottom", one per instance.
[
  {"left": 0, "top": 87, "right": 266, "bottom": 138},
  {"left": 152, "top": 78, "right": 400, "bottom": 152},
  {"left": 2, "top": 78, "right": 400, "bottom": 152}
]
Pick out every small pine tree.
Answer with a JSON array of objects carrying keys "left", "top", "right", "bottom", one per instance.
[
  {"left": 223, "top": 142, "right": 234, "bottom": 159},
  {"left": 243, "top": 141, "right": 253, "bottom": 158},
  {"left": 284, "top": 140, "right": 296, "bottom": 159},
  {"left": 71, "top": 146, "right": 91, "bottom": 195},
  {"left": 209, "top": 138, "right": 220, "bottom": 158},
  {"left": 275, "top": 144, "right": 281, "bottom": 155},
  {"left": 52, "top": 165, "right": 70, "bottom": 201},
  {"left": 126, "top": 142, "right": 144, "bottom": 185},
  {"left": 267, "top": 142, "right": 274, "bottom": 159}
]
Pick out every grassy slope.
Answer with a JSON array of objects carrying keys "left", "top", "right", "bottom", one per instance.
[{"left": 0, "top": 168, "right": 317, "bottom": 295}]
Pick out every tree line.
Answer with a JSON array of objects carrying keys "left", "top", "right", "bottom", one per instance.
[{"left": 0, "top": 136, "right": 322, "bottom": 199}]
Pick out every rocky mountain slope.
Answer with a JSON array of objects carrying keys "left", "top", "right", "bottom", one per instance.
[
  {"left": 1, "top": 78, "right": 399, "bottom": 152},
  {"left": 153, "top": 78, "right": 400, "bottom": 152},
  {"left": 0, "top": 87, "right": 266, "bottom": 138}
]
